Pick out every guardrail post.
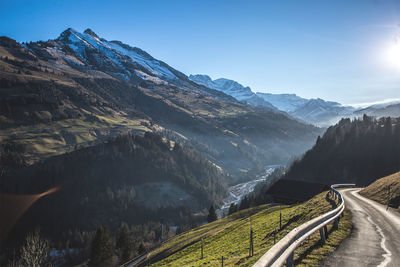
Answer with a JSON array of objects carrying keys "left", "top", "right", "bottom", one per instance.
[
  {"left": 324, "top": 225, "right": 328, "bottom": 238},
  {"left": 219, "top": 256, "right": 227, "bottom": 267},
  {"left": 286, "top": 252, "right": 294, "bottom": 267},
  {"left": 334, "top": 218, "right": 339, "bottom": 229},
  {"left": 249, "top": 229, "right": 254, "bottom": 257},
  {"left": 319, "top": 228, "right": 326, "bottom": 245},
  {"left": 201, "top": 238, "right": 204, "bottom": 259}
]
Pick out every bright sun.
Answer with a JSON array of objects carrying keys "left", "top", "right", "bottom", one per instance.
[{"left": 384, "top": 40, "right": 400, "bottom": 69}]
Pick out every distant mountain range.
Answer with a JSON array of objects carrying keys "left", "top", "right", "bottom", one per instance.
[
  {"left": 354, "top": 102, "right": 400, "bottom": 118},
  {"left": 255, "top": 93, "right": 308, "bottom": 112},
  {"left": 189, "top": 74, "right": 276, "bottom": 110},
  {"left": 0, "top": 28, "right": 322, "bottom": 180},
  {"left": 189, "top": 74, "right": 355, "bottom": 126}
]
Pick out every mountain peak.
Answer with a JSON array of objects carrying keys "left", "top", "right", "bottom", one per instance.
[
  {"left": 189, "top": 74, "right": 277, "bottom": 109},
  {"left": 83, "top": 28, "right": 99, "bottom": 39},
  {"left": 189, "top": 74, "right": 212, "bottom": 82},
  {"left": 58, "top": 27, "right": 78, "bottom": 40}
]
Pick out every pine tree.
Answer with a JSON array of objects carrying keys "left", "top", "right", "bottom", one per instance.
[
  {"left": 385, "top": 117, "right": 392, "bottom": 136},
  {"left": 89, "top": 226, "right": 115, "bottom": 267},
  {"left": 207, "top": 206, "right": 217, "bottom": 222},
  {"left": 137, "top": 243, "right": 146, "bottom": 255},
  {"left": 117, "top": 223, "right": 133, "bottom": 264},
  {"left": 239, "top": 196, "right": 249, "bottom": 210}
]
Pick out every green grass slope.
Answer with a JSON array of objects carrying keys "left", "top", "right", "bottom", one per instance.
[
  {"left": 141, "top": 191, "right": 351, "bottom": 267},
  {"left": 360, "top": 171, "right": 400, "bottom": 211},
  {"left": 0, "top": 115, "right": 151, "bottom": 164}
]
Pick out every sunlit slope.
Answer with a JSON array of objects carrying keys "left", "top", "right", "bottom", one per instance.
[
  {"left": 360, "top": 171, "right": 400, "bottom": 211},
  {"left": 144, "top": 192, "right": 351, "bottom": 267},
  {"left": 0, "top": 115, "right": 151, "bottom": 164}
]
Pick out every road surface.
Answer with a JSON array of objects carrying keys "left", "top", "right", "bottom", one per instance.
[{"left": 322, "top": 188, "right": 400, "bottom": 267}]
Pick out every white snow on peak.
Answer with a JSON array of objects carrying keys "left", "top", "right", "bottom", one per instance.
[
  {"left": 189, "top": 75, "right": 253, "bottom": 100},
  {"left": 189, "top": 74, "right": 356, "bottom": 126},
  {"left": 65, "top": 29, "right": 125, "bottom": 68},
  {"left": 256, "top": 93, "right": 308, "bottom": 113},
  {"left": 106, "top": 41, "right": 176, "bottom": 80},
  {"left": 60, "top": 28, "right": 177, "bottom": 81},
  {"left": 134, "top": 70, "right": 169, "bottom": 85},
  {"left": 189, "top": 74, "right": 276, "bottom": 109},
  {"left": 213, "top": 78, "right": 254, "bottom": 100}
]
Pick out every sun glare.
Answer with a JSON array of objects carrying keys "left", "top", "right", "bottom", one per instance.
[{"left": 384, "top": 39, "right": 400, "bottom": 69}]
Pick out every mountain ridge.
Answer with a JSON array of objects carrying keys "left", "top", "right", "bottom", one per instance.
[
  {"left": 189, "top": 74, "right": 277, "bottom": 110},
  {"left": 190, "top": 74, "right": 356, "bottom": 126},
  {"left": 0, "top": 28, "right": 322, "bottom": 181}
]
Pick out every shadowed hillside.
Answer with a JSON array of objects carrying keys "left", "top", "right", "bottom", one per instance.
[
  {"left": 260, "top": 116, "right": 400, "bottom": 202},
  {"left": 1, "top": 132, "right": 227, "bottom": 256}
]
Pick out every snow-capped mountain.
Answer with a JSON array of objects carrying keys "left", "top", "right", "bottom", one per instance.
[
  {"left": 291, "top": 98, "right": 354, "bottom": 126},
  {"left": 354, "top": 103, "right": 400, "bottom": 118},
  {"left": 31, "top": 30, "right": 385, "bottom": 127},
  {"left": 190, "top": 75, "right": 355, "bottom": 126},
  {"left": 256, "top": 93, "right": 308, "bottom": 113},
  {"left": 56, "top": 28, "right": 185, "bottom": 83},
  {"left": 189, "top": 74, "right": 276, "bottom": 109},
  {"left": 1, "top": 28, "right": 323, "bottom": 175},
  {"left": 258, "top": 92, "right": 355, "bottom": 126}
]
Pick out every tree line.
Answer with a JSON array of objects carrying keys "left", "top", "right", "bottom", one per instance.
[{"left": 284, "top": 115, "right": 400, "bottom": 186}]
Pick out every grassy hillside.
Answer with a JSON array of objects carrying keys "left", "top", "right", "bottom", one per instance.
[
  {"left": 140, "top": 191, "right": 351, "bottom": 267},
  {"left": 360, "top": 171, "right": 400, "bottom": 211},
  {"left": 0, "top": 115, "right": 151, "bottom": 164}
]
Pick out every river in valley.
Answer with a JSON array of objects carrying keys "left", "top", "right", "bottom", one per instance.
[{"left": 217, "top": 165, "right": 281, "bottom": 218}]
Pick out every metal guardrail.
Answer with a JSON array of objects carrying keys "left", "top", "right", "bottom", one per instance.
[
  {"left": 253, "top": 183, "right": 355, "bottom": 267},
  {"left": 120, "top": 223, "right": 196, "bottom": 266},
  {"left": 120, "top": 252, "right": 148, "bottom": 267}
]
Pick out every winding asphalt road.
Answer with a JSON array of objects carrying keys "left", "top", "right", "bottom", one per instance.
[{"left": 322, "top": 188, "right": 400, "bottom": 267}]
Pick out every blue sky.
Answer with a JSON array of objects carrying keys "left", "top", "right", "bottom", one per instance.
[{"left": 1, "top": 0, "right": 400, "bottom": 106}]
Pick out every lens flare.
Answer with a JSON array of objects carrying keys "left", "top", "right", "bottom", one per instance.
[{"left": 0, "top": 186, "right": 61, "bottom": 241}]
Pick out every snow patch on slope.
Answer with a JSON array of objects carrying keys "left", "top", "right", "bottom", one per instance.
[
  {"left": 189, "top": 74, "right": 276, "bottom": 109},
  {"left": 256, "top": 93, "right": 308, "bottom": 113},
  {"left": 59, "top": 28, "right": 177, "bottom": 81},
  {"left": 107, "top": 41, "right": 176, "bottom": 80}
]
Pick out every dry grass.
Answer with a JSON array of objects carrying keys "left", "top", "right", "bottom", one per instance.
[
  {"left": 360, "top": 171, "right": 400, "bottom": 210},
  {"left": 295, "top": 209, "right": 351, "bottom": 266}
]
